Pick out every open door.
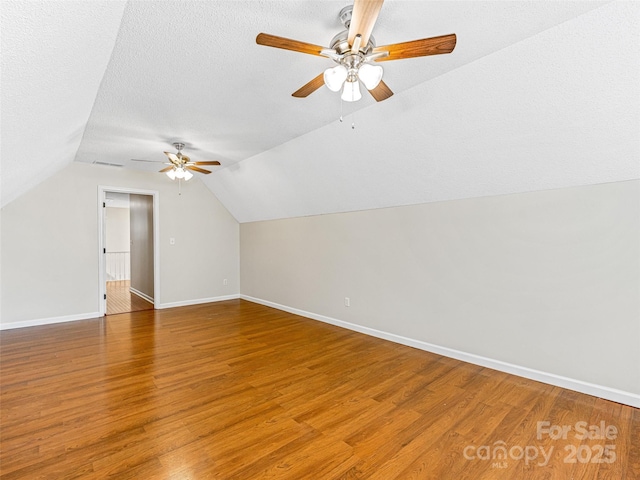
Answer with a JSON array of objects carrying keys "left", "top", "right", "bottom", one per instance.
[{"left": 98, "top": 186, "right": 160, "bottom": 316}]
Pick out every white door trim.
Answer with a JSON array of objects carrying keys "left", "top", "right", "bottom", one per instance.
[{"left": 98, "top": 186, "right": 160, "bottom": 316}]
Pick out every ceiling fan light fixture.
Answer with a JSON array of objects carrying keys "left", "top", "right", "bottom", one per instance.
[
  {"left": 358, "top": 63, "right": 383, "bottom": 90},
  {"left": 183, "top": 169, "right": 194, "bottom": 181},
  {"left": 324, "top": 65, "right": 348, "bottom": 92},
  {"left": 341, "top": 79, "right": 361, "bottom": 102},
  {"left": 175, "top": 167, "right": 186, "bottom": 179},
  {"left": 166, "top": 169, "right": 177, "bottom": 180}
]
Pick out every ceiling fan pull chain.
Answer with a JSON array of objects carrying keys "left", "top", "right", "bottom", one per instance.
[{"left": 339, "top": 98, "right": 344, "bottom": 123}]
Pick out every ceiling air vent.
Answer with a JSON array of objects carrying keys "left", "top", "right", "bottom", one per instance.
[{"left": 94, "top": 161, "right": 124, "bottom": 168}]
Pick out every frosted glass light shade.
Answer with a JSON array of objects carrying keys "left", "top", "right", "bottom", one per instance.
[
  {"left": 324, "top": 65, "right": 348, "bottom": 92},
  {"left": 166, "top": 167, "right": 193, "bottom": 181},
  {"left": 341, "top": 80, "right": 361, "bottom": 102},
  {"left": 358, "top": 63, "right": 383, "bottom": 90}
]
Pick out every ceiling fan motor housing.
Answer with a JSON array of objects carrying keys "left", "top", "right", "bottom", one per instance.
[
  {"left": 330, "top": 30, "right": 375, "bottom": 56},
  {"left": 333, "top": 5, "right": 376, "bottom": 55}
]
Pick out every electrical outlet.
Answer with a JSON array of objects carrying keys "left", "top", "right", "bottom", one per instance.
[
  {"left": 345, "top": 297, "right": 350, "bottom": 307},
  {"left": 223, "top": 279, "right": 228, "bottom": 286}
]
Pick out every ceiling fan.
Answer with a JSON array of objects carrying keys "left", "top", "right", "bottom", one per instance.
[
  {"left": 256, "top": 0, "right": 456, "bottom": 102},
  {"left": 132, "top": 142, "right": 220, "bottom": 181}
]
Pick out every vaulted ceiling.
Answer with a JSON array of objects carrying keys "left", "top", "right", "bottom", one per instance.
[{"left": 2, "top": 1, "right": 638, "bottom": 221}]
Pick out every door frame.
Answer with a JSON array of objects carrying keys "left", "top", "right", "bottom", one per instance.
[{"left": 97, "top": 185, "right": 160, "bottom": 316}]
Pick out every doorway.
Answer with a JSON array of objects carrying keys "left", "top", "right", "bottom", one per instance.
[{"left": 98, "top": 187, "right": 160, "bottom": 316}]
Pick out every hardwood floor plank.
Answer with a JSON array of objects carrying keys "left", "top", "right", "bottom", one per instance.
[
  {"left": 571, "top": 398, "right": 627, "bottom": 480},
  {"left": 1, "top": 299, "right": 637, "bottom": 479},
  {"left": 106, "top": 280, "right": 153, "bottom": 315},
  {"left": 627, "top": 408, "right": 640, "bottom": 479}
]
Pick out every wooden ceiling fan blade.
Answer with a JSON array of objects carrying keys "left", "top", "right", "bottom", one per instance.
[
  {"left": 373, "top": 34, "right": 457, "bottom": 62},
  {"left": 256, "top": 33, "right": 325, "bottom": 57},
  {"left": 348, "top": 0, "right": 384, "bottom": 48},
  {"left": 159, "top": 166, "right": 173, "bottom": 173},
  {"left": 194, "top": 161, "right": 221, "bottom": 166},
  {"left": 368, "top": 80, "right": 393, "bottom": 102},
  {"left": 292, "top": 73, "right": 325, "bottom": 98},
  {"left": 164, "top": 151, "right": 180, "bottom": 165},
  {"left": 186, "top": 166, "right": 212, "bottom": 174}
]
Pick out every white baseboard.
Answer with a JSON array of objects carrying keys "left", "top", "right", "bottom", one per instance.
[
  {"left": 158, "top": 294, "right": 240, "bottom": 309},
  {"left": 129, "top": 287, "right": 154, "bottom": 304},
  {"left": 240, "top": 295, "right": 640, "bottom": 409},
  {"left": 0, "top": 311, "right": 102, "bottom": 331},
  {"left": 0, "top": 295, "right": 241, "bottom": 329}
]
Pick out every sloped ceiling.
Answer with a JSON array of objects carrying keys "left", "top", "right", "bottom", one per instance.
[
  {"left": 2, "top": 1, "right": 638, "bottom": 221},
  {"left": 1, "top": 0, "right": 126, "bottom": 206}
]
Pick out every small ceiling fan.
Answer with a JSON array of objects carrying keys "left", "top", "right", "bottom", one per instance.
[
  {"left": 256, "top": 0, "right": 456, "bottom": 102},
  {"left": 132, "top": 142, "right": 220, "bottom": 181}
]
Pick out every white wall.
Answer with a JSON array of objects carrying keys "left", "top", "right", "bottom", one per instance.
[
  {"left": 129, "top": 194, "right": 154, "bottom": 299},
  {"left": 105, "top": 206, "right": 131, "bottom": 281},
  {"left": 105, "top": 206, "right": 130, "bottom": 253},
  {"left": 241, "top": 180, "right": 640, "bottom": 404},
  {"left": 1, "top": 162, "right": 239, "bottom": 326}
]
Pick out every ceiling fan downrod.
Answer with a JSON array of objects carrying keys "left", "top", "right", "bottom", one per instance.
[{"left": 339, "top": 5, "right": 353, "bottom": 29}]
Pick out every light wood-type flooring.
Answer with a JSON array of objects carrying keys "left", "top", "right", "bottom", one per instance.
[
  {"left": 1, "top": 300, "right": 638, "bottom": 479},
  {"left": 106, "top": 280, "right": 154, "bottom": 315}
]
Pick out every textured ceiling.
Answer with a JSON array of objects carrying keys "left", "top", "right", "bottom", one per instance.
[
  {"left": 2, "top": 1, "right": 638, "bottom": 221},
  {"left": 1, "top": 0, "right": 126, "bottom": 206}
]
